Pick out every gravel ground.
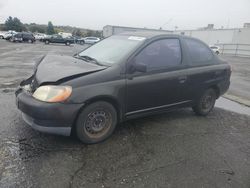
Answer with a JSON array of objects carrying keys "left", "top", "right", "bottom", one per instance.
[{"left": 0, "top": 39, "right": 250, "bottom": 188}]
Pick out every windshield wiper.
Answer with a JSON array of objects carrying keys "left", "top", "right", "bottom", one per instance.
[{"left": 76, "top": 55, "right": 104, "bottom": 66}]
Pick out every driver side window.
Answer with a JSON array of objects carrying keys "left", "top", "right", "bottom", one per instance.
[{"left": 134, "top": 39, "right": 182, "bottom": 71}]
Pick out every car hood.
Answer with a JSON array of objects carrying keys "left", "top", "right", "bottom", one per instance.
[{"left": 35, "top": 55, "right": 107, "bottom": 84}]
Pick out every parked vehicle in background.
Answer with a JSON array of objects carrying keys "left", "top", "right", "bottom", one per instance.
[
  {"left": 76, "top": 37, "right": 85, "bottom": 45},
  {"left": 0, "top": 31, "right": 7, "bottom": 39},
  {"left": 34, "top": 33, "right": 47, "bottom": 41},
  {"left": 81, "top": 37, "right": 100, "bottom": 44},
  {"left": 58, "top": 32, "right": 72, "bottom": 38},
  {"left": 210, "top": 45, "right": 220, "bottom": 55},
  {"left": 16, "top": 33, "right": 231, "bottom": 144},
  {"left": 4, "top": 30, "right": 17, "bottom": 40},
  {"left": 10, "top": 32, "right": 35, "bottom": 43},
  {"left": 43, "top": 34, "right": 75, "bottom": 45}
]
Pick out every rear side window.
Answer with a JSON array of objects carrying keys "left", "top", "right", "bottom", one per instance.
[
  {"left": 23, "top": 33, "right": 31, "bottom": 37},
  {"left": 135, "top": 38, "right": 182, "bottom": 71},
  {"left": 184, "top": 38, "right": 213, "bottom": 65},
  {"left": 15, "top": 34, "right": 22, "bottom": 38}
]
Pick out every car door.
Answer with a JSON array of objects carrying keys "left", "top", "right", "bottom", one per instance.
[
  {"left": 56, "top": 35, "right": 64, "bottom": 43},
  {"left": 50, "top": 35, "right": 57, "bottom": 42},
  {"left": 183, "top": 38, "right": 221, "bottom": 100},
  {"left": 22, "top": 33, "right": 29, "bottom": 42},
  {"left": 85, "top": 37, "right": 91, "bottom": 44},
  {"left": 125, "top": 38, "right": 190, "bottom": 116},
  {"left": 15, "top": 33, "right": 22, "bottom": 42},
  {"left": 51, "top": 35, "right": 61, "bottom": 43}
]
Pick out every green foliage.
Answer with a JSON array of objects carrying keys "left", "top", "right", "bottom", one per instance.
[
  {"left": 4, "top": 16, "right": 27, "bottom": 31},
  {"left": 86, "top": 29, "right": 94, "bottom": 37},
  {"left": 46, "top": 21, "right": 55, "bottom": 35},
  {"left": 28, "top": 24, "right": 46, "bottom": 33},
  {"left": 85, "top": 29, "right": 102, "bottom": 37},
  {"left": 94, "top": 30, "right": 102, "bottom": 38},
  {"left": 72, "top": 29, "right": 82, "bottom": 37},
  {"left": 0, "top": 24, "right": 4, "bottom": 31},
  {"left": 1, "top": 16, "right": 102, "bottom": 37},
  {"left": 54, "top": 28, "right": 62, "bottom": 34}
]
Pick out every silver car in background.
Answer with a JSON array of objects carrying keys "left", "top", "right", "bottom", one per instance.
[
  {"left": 82, "top": 37, "right": 100, "bottom": 44},
  {"left": 210, "top": 45, "right": 220, "bottom": 55}
]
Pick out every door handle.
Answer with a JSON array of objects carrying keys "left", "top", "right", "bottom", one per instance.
[{"left": 178, "top": 76, "right": 187, "bottom": 83}]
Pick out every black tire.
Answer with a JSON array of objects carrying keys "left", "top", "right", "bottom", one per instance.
[
  {"left": 0, "top": 36, "right": 3, "bottom": 39},
  {"left": 65, "top": 41, "right": 70, "bottom": 46},
  {"left": 28, "top": 39, "right": 32, "bottom": 43},
  {"left": 80, "top": 40, "right": 85, "bottom": 45},
  {"left": 192, "top": 88, "right": 216, "bottom": 116},
  {"left": 45, "top": 40, "right": 49, "bottom": 44},
  {"left": 216, "top": 51, "right": 219, "bottom": 55},
  {"left": 76, "top": 101, "right": 117, "bottom": 144}
]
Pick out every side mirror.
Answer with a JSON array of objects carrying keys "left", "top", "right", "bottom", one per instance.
[{"left": 133, "top": 62, "right": 147, "bottom": 73}]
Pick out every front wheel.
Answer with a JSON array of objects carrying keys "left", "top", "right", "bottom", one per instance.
[
  {"left": 76, "top": 101, "right": 117, "bottom": 144},
  {"left": 45, "top": 40, "right": 49, "bottom": 44},
  {"left": 65, "top": 41, "right": 70, "bottom": 46},
  {"left": 192, "top": 88, "right": 216, "bottom": 116}
]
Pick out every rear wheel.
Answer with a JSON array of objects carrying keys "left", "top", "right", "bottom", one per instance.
[
  {"left": 65, "top": 41, "right": 70, "bottom": 46},
  {"left": 28, "top": 39, "right": 32, "bottom": 43},
  {"left": 192, "top": 88, "right": 216, "bottom": 116},
  {"left": 216, "top": 51, "right": 219, "bottom": 55},
  {"left": 45, "top": 40, "right": 49, "bottom": 44},
  {"left": 76, "top": 101, "right": 117, "bottom": 144}
]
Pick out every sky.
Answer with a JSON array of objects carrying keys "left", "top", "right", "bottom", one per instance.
[{"left": 0, "top": 0, "right": 249, "bottom": 30}]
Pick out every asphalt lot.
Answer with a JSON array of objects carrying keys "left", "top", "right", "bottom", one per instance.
[{"left": 0, "top": 40, "right": 250, "bottom": 188}]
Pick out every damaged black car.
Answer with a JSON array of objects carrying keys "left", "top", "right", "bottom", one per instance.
[{"left": 16, "top": 32, "right": 231, "bottom": 144}]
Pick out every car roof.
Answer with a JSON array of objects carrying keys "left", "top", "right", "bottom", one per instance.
[
  {"left": 117, "top": 31, "right": 196, "bottom": 40},
  {"left": 85, "top": 37, "right": 99, "bottom": 38}
]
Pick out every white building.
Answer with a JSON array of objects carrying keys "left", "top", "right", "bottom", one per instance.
[
  {"left": 102, "top": 24, "right": 250, "bottom": 56},
  {"left": 103, "top": 25, "right": 172, "bottom": 38},
  {"left": 173, "top": 26, "right": 250, "bottom": 56},
  {"left": 173, "top": 28, "right": 250, "bottom": 45}
]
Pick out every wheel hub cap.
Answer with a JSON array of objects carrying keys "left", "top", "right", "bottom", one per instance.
[
  {"left": 85, "top": 110, "right": 111, "bottom": 136},
  {"left": 202, "top": 95, "right": 212, "bottom": 109}
]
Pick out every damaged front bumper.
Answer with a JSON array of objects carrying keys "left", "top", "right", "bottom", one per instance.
[{"left": 15, "top": 77, "right": 82, "bottom": 136}]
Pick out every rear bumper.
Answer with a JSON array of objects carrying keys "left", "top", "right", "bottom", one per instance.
[
  {"left": 219, "top": 80, "right": 230, "bottom": 96},
  {"left": 16, "top": 89, "right": 83, "bottom": 136}
]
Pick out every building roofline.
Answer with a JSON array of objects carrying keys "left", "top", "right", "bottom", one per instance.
[
  {"left": 103, "top": 25, "right": 172, "bottom": 32},
  {"left": 175, "top": 27, "right": 249, "bottom": 32}
]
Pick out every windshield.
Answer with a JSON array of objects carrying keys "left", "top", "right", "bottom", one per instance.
[{"left": 78, "top": 35, "right": 145, "bottom": 65}]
